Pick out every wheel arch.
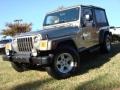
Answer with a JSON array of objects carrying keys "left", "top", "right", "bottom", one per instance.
[
  {"left": 99, "top": 29, "right": 111, "bottom": 44},
  {"left": 52, "top": 38, "right": 78, "bottom": 51}
]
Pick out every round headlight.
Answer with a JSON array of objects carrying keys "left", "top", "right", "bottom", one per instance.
[
  {"left": 5, "top": 49, "right": 10, "bottom": 56},
  {"left": 31, "top": 49, "right": 37, "bottom": 57},
  {"left": 34, "top": 35, "right": 42, "bottom": 43},
  {"left": 34, "top": 36, "right": 39, "bottom": 43}
]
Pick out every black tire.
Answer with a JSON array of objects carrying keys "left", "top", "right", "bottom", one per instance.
[
  {"left": 100, "top": 34, "right": 112, "bottom": 53},
  {"left": 11, "top": 62, "right": 26, "bottom": 72},
  {"left": 118, "top": 37, "right": 120, "bottom": 42},
  {"left": 46, "top": 46, "right": 80, "bottom": 79},
  {"left": 0, "top": 48, "right": 5, "bottom": 55}
]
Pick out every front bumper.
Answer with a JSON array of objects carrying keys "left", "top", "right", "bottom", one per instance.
[
  {"left": 0, "top": 48, "right": 5, "bottom": 54},
  {"left": 2, "top": 54, "right": 53, "bottom": 66}
]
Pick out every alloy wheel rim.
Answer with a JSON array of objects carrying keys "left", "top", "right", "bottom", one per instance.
[{"left": 56, "top": 53, "right": 74, "bottom": 73}]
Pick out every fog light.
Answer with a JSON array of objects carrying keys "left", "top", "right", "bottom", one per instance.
[
  {"left": 5, "top": 49, "right": 10, "bottom": 56},
  {"left": 31, "top": 49, "right": 37, "bottom": 57}
]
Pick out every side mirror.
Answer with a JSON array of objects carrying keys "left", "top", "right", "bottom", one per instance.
[{"left": 85, "top": 14, "right": 92, "bottom": 21}]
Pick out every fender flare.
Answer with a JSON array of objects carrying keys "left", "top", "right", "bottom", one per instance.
[
  {"left": 99, "top": 29, "right": 111, "bottom": 44},
  {"left": 51, "top": 37, "right": 77, "bottom": 50}
]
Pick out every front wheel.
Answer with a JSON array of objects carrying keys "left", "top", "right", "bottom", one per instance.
[
  {"left": 11, "top": 62, "right": 27, "bottom": 72},
  {"left": 46, "top": 46, "right": 80, "bottom": 79}
]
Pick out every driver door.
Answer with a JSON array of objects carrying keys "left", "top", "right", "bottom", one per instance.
[{"left": 80, "top": 7, "right": 99, "bottom": 48}]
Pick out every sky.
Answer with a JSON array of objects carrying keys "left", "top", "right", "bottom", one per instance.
[{"left": 0, "top": 0, "right": 120, "bottom": 39}]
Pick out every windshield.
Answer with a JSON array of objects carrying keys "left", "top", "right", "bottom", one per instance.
[
  {"left": 43, "top": 7, "right": 79, "bottom": 26},
  {"left": 0, "top": 39, "right": 12, "bottom": 44}
]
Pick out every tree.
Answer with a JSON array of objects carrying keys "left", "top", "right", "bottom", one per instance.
[{"left": 1, "top": 20, "right": 32, "bottom": 37}]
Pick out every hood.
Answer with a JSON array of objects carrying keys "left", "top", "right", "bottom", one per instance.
[{"left": 15, "top": 27, "right": 79, "bottom": 39}]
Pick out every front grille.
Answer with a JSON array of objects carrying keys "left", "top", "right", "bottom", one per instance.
[{"left": 17, "top": 37, "right": 33, "bottom": 52}]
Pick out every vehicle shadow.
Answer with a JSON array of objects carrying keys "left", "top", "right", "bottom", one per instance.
[
  {"left": 76, "top": 42, "right": 120, "bottom": 76},
  {"left": 11, "top": 78, "right": 54, "bottom": 90}
]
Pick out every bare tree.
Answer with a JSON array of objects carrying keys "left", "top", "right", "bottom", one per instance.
[{"left": 1, "top": 20, "right": 32, "bottom": 37}]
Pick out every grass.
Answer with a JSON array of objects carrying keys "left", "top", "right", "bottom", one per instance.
[{"left": 0, "top": 43, "right": 120, "bottom": 90}]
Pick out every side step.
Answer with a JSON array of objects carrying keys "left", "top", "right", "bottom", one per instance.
[{"left": 88, "top": 45, "right": 100, "bottom": 53}]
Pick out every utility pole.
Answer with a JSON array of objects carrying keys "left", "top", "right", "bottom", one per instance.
[
  {"left": 14, "top": 19, "right": 23, "bottom": 33},
  {"left": 14, "top": 19, "right": 23, "bottom": 24}
]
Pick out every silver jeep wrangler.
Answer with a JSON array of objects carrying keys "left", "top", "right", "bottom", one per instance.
[{"left": 3, "top": 5, "right": 112, "bottom": 79}]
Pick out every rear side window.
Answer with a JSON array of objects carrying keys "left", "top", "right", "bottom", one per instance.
[{"left": 95, "top": 9, "right": 108, "bottom": 26}]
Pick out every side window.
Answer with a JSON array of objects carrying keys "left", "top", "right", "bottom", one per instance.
[
  {"left": 95, "top": 9, "right": 108, "bottom": 26},
  {"left": 83, "top": 8, "right": 92, "bottom": 17},
  {"left": 81, "top": 8, "right": 93, "bottom": 27}
]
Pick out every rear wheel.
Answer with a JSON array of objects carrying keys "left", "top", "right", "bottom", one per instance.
[
  {"left": 100, "top": 34, "right": 112, "bottom": 53},
  {"left": 46, "top": 46, "right": 80, "bottom": 79}
]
